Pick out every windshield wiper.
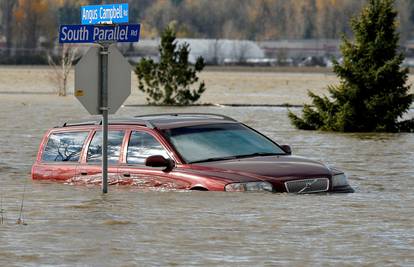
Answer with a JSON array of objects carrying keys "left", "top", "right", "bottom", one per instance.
[
  {"left": 189, "top": 156, "right": 237, "bottom": 164},
  {"left": 189, "top": 152, "right": 283, "bottom": 164},
  {"left": 233, "top": 152, "right": 284, "bottom": 159}
]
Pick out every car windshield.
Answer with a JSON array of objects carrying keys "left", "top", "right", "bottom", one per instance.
[{"left": 163, "top": 123, "right": 286, "bottom": 163}]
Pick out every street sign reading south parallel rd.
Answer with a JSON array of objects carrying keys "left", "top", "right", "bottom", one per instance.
[
  {"left": 59, "top": 24, "right": 140, "bottom": 43},
  {"left": 81, "top": 3, "right": 129, "bottom": 25},
  {"left": 75, "top": 45, "right": 131, "bottom": 115}
]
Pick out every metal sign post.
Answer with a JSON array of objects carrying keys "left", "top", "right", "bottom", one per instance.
[
  {"left": 100, "top": 43, "right": 109, "bottom": 193},
  {"left": 59, "top": 3, "right": 139, "bottom": 194}
]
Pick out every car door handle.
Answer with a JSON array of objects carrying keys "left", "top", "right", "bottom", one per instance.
[
  {"left": 123, "top": 173, "right": 131, "bottom": 177},
  {"left": 81, "top": 172, "right": 88, "bottom": 176}
]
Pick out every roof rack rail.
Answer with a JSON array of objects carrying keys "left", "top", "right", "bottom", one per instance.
[
  {"left": 62, "top": 118, "right": 156, "bottom": 129},
  {"left": 62, "top": 119, "right": 101, "bottom": 127},
  {"left": 107, "top": 118, "right": 156, "bottom": 129},
  {"left": 61, "top": 113, "right": 233, "bottom": 129},
  {"left": 134, "top": 113, "right": 237, "bottom": 122}
]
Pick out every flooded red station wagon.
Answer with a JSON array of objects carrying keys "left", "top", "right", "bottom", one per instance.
[{"left": 32, "top": 113, "right": 354, "bottom": 193}]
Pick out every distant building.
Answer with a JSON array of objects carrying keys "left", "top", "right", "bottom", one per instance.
[
  {"left": 116, "top": 38, "right": 414, "bottom": 67},
  {"left": 177, "top": 39, "right": 265, "bottom": 64},
  {"left": 122, "top": 38, "right": 265, "bottom": 65},
  {"left": 259, "top": 39, "right": 341, "bottom": 59}
]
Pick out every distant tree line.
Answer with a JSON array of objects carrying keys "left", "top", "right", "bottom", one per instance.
[{"left": 1, "top": 0, "right": 414, "bottom": 63}]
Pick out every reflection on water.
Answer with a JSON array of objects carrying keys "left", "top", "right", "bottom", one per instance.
[{"left": 0, "top": 99, "right": 413, "bottom": 266}]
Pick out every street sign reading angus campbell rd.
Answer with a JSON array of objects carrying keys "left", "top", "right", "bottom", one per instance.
[{"left": 81, "top": 3, "right": 129, "bottom": 25}]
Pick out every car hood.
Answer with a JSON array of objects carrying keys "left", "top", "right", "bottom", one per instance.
[{"left": 185, "top": 155, "right": 332, "bottom": 182}]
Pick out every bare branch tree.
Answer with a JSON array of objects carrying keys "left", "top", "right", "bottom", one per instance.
[
  {"left": 208, "top": 39, "right": 223, "bottom": 65},
  {"left": 232, "top": 41, "right": 251, "bottom": 64},
  {"left": 48, "top": 44, "right": 79, "bottom": 96}
]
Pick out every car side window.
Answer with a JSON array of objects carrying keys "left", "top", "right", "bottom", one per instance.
[
  {"left": 42, "top": 131, "right": 89, "bottom": 162},
  {"left": 127, "top": 131, "right": 169, "bottom": 165},
  {"left": 87, "top": 131, "right": 124, "bottom": 164}
]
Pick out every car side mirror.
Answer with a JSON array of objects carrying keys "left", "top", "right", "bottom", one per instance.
[
  {"left": 145, "top": 155, "right": 174, "bottom": 171},
  {"left": 281, "top": 145, "right": 292, "bottom": 155}
]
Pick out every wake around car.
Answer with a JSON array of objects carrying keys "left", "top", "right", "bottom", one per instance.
[{"left": 31, "top": 113, "right": 354, "bottom": 193}]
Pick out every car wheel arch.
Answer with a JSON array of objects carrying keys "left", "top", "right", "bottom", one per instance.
[{"left": 189, "top": 186, "right": 208, "bottom": 191}]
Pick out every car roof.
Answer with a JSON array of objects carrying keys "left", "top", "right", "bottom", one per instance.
[{"left": 60, "top": 113, "right": 239, "bottom": 130}]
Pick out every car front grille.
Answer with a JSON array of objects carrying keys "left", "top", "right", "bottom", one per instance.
[{"left": 284, "top": 178, "right": 330, "bottom": 193}]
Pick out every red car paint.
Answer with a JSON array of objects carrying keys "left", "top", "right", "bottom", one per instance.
[{"left": 31, "top": 114, "right": 354, "bottom": 193}]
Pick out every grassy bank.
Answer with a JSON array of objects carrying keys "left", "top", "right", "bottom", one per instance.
[{"left": 0, "top": 65, "right": 413, "bottom": 106}]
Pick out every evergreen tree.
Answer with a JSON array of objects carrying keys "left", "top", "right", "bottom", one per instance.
[
  {"left": 135, "top": 26, "right": 206, "bottom": 105},
  {"left": 289, "top": 0, "right": 413, "bottom": 132}
]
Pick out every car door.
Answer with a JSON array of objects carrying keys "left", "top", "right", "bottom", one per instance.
[
  {"left": 74, "top": 130, "right": 124, "bottom": 185},
  {"left": 118, "top": 130, "right": 191, "bottom": 190}
]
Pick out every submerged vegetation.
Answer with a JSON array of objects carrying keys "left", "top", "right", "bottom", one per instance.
[{"left": 289, "top": 0, "right": 414, "bottom": 132}]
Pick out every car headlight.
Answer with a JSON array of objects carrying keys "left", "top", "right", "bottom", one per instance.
[
  {"left": 332, "top": 173, "right": 349, "bottom": 187},
  {"left": 225, "top": 181, "right": 273, "bottom": 192}
]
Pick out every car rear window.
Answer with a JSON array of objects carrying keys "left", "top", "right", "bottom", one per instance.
[
  {"left": 42, "top": 131, "right": 89, "bottom": 162},
  {"left": 87, "top": 131, "right": 124, "bottom": 164}
]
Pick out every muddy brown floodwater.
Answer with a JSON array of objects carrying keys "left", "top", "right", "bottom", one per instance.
[{"left": 0, "top": 91, "right": 413, "bottom": 266}]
